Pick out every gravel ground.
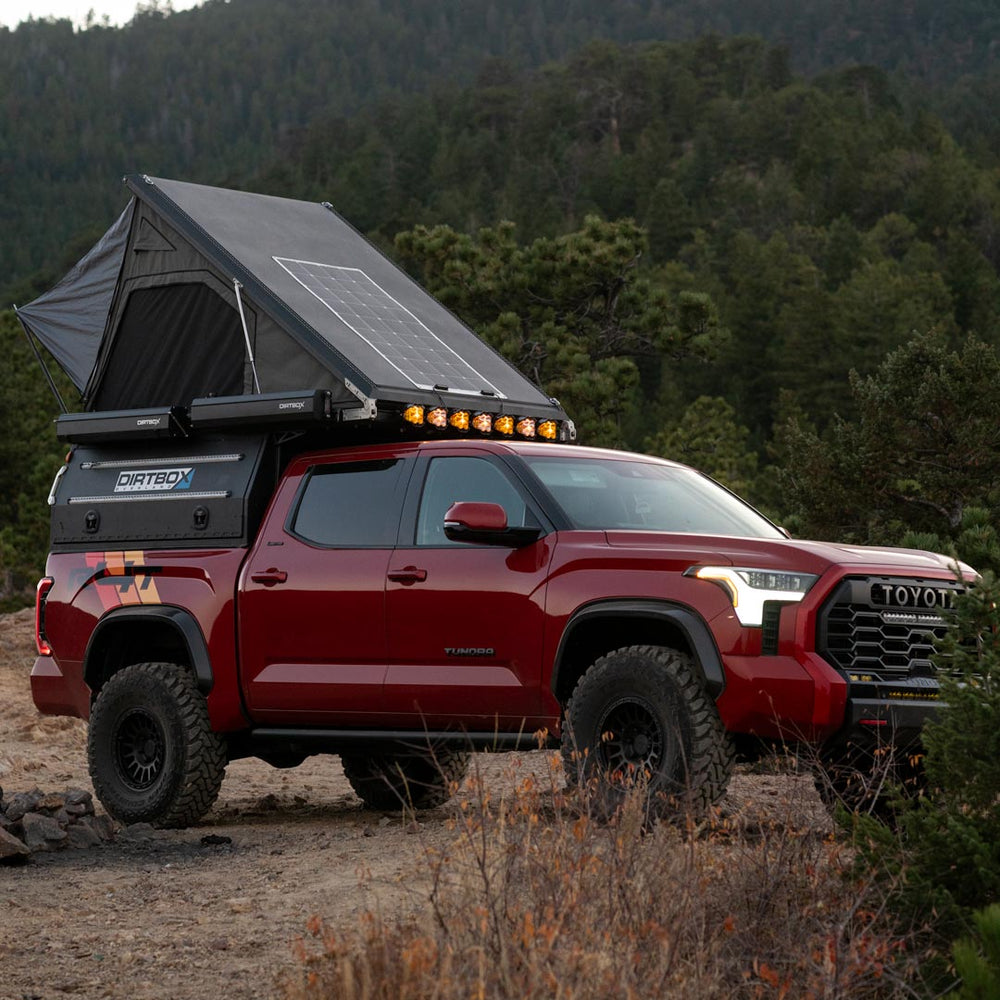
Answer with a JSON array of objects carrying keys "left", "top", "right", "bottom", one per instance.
[{"left": 0, "top": 607, "right": 830, "bottom": 999}]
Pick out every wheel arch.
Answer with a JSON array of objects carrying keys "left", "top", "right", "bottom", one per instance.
[
  {"left": 83, "top": 606, "right": 213, "bottom": 696},
  {"left": 552, "top": 600, "right": 725, "bottom": 707}
]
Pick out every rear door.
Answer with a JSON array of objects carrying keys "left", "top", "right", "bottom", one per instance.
[
  {"left": 383, "top": 450, "right": 555, "bottom": 731},
  {"left": 239, "top": 451, "right": 413, "bottom": 724}
]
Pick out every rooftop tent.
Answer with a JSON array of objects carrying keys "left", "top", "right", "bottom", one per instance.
[{"left": 16, "top": 174, "right": 568, "bottom": 426}]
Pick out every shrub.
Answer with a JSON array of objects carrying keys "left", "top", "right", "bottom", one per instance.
[
  {"left": 284, "top": 756, "right": 917, "bottom": 999},
  {"left": 850, "top": 571, "right": 1000, "bottom": 989}
]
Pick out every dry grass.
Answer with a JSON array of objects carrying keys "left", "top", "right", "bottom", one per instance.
[{"left": 283, "top": 754, "right": 919, "bottom": 1000}]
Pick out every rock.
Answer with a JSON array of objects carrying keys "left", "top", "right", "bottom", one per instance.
[
  {"left": 4, "top": 790, "right": 43, "bottom": 823},
  {"left": 65, "top": 789, "right": 94, "bottom": 812},
  {"left": 81, "top": 814, "right": 115, "bottom": 841},
  {"left": 66, "top": 824, "right": 103, "bottom": 850},
  {"left": 63, "top": 802, "right": 90, "bottom": 818},
  {"left": 35, "top": 793, "right": 66, "bottom": 813},
  {"left": 0, "top": 827, "right": 30, "bottom": 862},
  {"left": 21, "top": 812, "right": 68, "bottom": 852},
  {"left": 200, "top": 834, "right": 232, "bottom": 846}
]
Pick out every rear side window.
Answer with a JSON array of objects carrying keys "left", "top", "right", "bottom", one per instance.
[{"left": 292, "top": 459, "right": 405, "bottom": 547}]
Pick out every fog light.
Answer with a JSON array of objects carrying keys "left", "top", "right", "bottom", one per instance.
[
  {"left": 472, "top": 412, "right": 493, "bottom": 434},
  {"left": 516, "top": 417, "right": 536, "bottom": 438},
  {"left": 449, "top": 410, "right": 470, "bottom": 431},
  {"left": 494, "top": 415, "right": 515, "bottom": 436},
  {"left": 403, "top": 404, "right": 424, "bottom": 425},
  {"left": 537, "top": 420, "right": 558, "bottom": 440}
]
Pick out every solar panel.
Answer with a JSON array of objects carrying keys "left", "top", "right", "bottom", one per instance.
[{"left": 273, "top": 257, "right": 503, "bottom": 397}]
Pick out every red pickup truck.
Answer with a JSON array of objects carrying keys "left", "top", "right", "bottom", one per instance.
[{"left": 32, "top": 434, "right": 969, "bottom": 827}]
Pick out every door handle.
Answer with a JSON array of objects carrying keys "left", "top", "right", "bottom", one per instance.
[
  {"left": 388, "top": 566, "right": 428, "bottom": 583},
  {"left": 250, "top": 568, "right": 288, "bottom": 585}
]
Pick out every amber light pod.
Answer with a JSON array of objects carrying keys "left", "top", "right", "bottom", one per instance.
[
  {"left": 403, "top": 404, "right": 425, "bottom": 425},
  {"left": 472, "top": 412, "right": 493, "bottom": 434},
  {"left": 494, "top": 415, "right": 515, "bottom": 436},
  {"left": 537, "top": 420, "right": 558, "bottom": 441},
  {"left": 426, "top": 406, "right": 448, "bottom": 429},
  {"left": 516, "top": 417, "right": 536, "bottom": 439},
  {"left": 449, "top": 410, "right": 470, "bottom": 431}
]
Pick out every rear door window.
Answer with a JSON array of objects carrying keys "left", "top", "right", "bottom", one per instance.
[{"left": 291, "top": 459, "right": 406, "bottom": 547}]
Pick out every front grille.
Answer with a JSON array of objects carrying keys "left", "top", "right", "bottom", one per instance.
[{"left": 817, "top": 576, "right": 962, "bottom": 679}]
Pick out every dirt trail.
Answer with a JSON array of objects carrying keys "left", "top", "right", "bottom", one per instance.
[{"left": 0, "top": 609, "right": 827, "bottom": 999}]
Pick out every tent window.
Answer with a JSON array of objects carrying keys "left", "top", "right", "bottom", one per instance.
[{"left": 91, "top": 282, "right": 246, "bottom": 410}]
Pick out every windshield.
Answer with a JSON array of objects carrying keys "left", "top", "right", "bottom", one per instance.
[{"left": 523, "top": 455, "right": 783, "bottom": 539}]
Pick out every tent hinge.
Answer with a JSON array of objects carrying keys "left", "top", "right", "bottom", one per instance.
[{"left": 341, "top": 379, "right": 377, "bottom": 420}]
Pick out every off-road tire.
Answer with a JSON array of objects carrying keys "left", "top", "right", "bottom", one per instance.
[
  {"left": 341, "top": 749, "right": 470, "bottom": 811},
  {"left": 562, "top": 645, "right": 734, "bottom": 816},
  {"left": 88, "top": 662, "right": 227, "bottom": 828}
]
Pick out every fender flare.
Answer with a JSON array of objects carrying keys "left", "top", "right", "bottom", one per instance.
[
  {"left": 552, "top": 599, "right": 726, "bottom": 700},
  {"left": 83, "top": 605, "right": 214, "bottom": 694}
]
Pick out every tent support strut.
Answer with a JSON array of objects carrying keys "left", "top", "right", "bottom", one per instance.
[
  {"left": 233, "top": 279, "right": 261, "bottom": 394},
  {"left": 13, "top": 305, "right": 68, "bottom": 413}
]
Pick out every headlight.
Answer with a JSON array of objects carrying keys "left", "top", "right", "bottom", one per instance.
[{"left": 686, "top": 566, "right": 818, "bottom": 627}]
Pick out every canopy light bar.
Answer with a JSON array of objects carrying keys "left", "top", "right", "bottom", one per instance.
[{"left": 400, "top": 403, "right": 572, "bottom": 442}]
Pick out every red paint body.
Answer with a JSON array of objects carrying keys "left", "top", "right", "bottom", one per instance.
[{"left": 32, "top": 440, "right": 970, "bottom": 751}]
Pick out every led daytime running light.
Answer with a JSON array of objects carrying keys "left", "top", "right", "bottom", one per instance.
[{"left": 690, "top": 566, "right": 818, "bottom": 627}]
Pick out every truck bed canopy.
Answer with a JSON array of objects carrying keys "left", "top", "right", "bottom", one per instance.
[{"left": 17, "top": 175, "right": 566, "bottom": 425}]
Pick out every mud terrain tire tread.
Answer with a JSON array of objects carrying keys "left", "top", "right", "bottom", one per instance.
[
  {"left": 341, "top": 749, "right": 470, "bottom": 811},
  {"left": 88, "top": 662, "right": 227, "bottom": 828},
  {"left": 562, "top": 644, "right": 734, "bottom": 815}
]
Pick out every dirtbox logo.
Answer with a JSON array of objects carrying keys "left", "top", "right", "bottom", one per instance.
[{"left": 114, "top": 468, "right": 195, "bottom": 493}]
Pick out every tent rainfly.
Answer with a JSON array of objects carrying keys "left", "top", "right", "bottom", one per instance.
[{"left": 16, "top": 174, "right": 572, "bottom": 440}]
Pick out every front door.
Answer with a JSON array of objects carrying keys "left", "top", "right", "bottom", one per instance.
[{"left": 384, "top": 453, "right": 554, "bottom": 732}]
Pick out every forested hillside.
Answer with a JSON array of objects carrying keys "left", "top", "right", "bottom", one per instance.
[
  {"left": 258, "top": 37, "right": 1000, "bottom": 435},
  {"left": 2, "top": 8, "right": 1000, "bottom": 604},
  {"left": 2, "top": 0, "right": 999, "bottom": 301}
]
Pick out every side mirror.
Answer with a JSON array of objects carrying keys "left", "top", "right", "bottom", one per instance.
[{"left": 443, "top": 501, "right": 541, "bottom": 547}]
